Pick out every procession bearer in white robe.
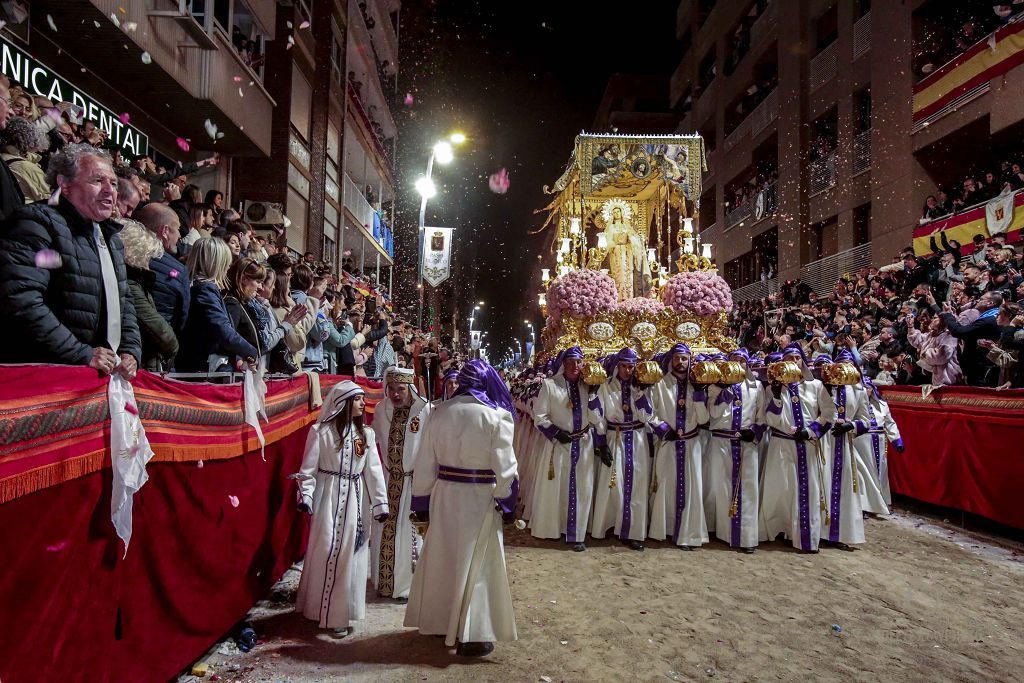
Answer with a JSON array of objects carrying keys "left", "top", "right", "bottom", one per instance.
[
  {"left": 816, "top": 353, "right": 869, "bottom": 547},
  {"left": 706, "top": 348, "right": 766, "bottom": 552},
  {"left": 854, "top": 376, "right": 904, "bottom": 512},
  {"left": 590, "top": 347, "right": 657, "bottom": 551},
  {"left": 529, "top": 347, "right": 601, "bottom": 551},
  {"left": 370, "top": 367, "right": 432, "bottom": 601},
  {"left": 648, "top": 343, "right": 710, "bottom": 549},
  {"left": 294, "top": 380, "right": 388, "bottom": 637},
  {"left": 759, "top": 344, "right": 836, "bottom": 553},
  {"left": 404, "top": 360, "right": 518, "bottom": 658}
]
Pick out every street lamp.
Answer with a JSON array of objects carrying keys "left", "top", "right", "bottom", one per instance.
[{"left": 416, "top": 132, "right": 468, "bottom": 330}]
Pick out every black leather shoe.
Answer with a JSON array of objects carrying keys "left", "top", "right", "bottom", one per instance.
[
  {"left": 456, "top": 641, "right": 495, "bottom": 657},
  {"left": 628, "top": 540, "right": 644, "bottom": 551},
  {"left": 393, "top": 596, "right": 409, "bottom": 604},
  {"left": 741, "top": 547, "right": 756, "bottom": 554},
  {"left": 679, "top": 545, "right": 696, "bottom": 551},
  {"left": 572, "top": 542, "right": 586, "bottom": 552}
]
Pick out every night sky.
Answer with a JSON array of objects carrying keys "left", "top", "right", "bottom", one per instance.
[{"left": 395, "top": 0, "right": 679, "bottom": 360}]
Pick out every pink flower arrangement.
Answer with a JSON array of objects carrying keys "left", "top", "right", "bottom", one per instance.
[
  {"left": 546, "top": 269, "right": 618, "bottom": 322},
  {"left": 661, "top": 271, "right": 734, "bottom": 316},
  {"left": 618, "top": 297, "right": 666, "bottom": 317}
]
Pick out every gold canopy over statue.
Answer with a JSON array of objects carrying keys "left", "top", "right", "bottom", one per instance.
[{"left": 534, "top": 132, "right": 736, "bottom": 364}]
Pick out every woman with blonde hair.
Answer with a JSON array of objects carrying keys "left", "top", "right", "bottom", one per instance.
[
  {"left": 177, "top": 237, "right": 258, "bottom": 373},
  {"left": 120, "top": 220, "right": 179, "bottom": 372}
]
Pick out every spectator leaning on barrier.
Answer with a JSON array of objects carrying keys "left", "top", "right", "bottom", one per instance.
[
  {"left": 0, "top": 79, "right": 27, "bottom": 219},
  {"left": 941, "top": 290, "right": 1003, "bottom": 387},
  {"left": 120, "top": 219, "right": 179, "bottom": 372},
  {"left": 0, "top": 143, "right": 141, "bottom": 377}
]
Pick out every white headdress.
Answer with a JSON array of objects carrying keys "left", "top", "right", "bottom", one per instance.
[{"left": 317, "top": 380, "right": 364, "bottom": 425}]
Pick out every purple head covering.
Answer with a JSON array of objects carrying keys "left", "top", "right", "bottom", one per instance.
[
  {"left": 601, "top": 347, "right": 639, "bottom": 379},
  {"left": 453, "top": 360, "right": 515, "bottom": 414},
  {"left": 728, "top": 348, "right": 750, "bottom": 363},
  {"left": 441, "top": 367, "right": 461, "bottom": 400},
  {"left": 782, "top": 342, "right": 808, "bottom": 363},
  {"left": 654, "top": 342, "right": 691, "bottom": 376},
  {"left": 764, "top": 352, "right": 784, "bottom": 364},
  {"left": 814, "top": 356, "right": 833, "bottom": 365},
  {"left": 549, "top": 346, "right": 584, "bottom": 377},
  {"left": 863, "top": 376, "right": 883, "bottom": 400},
  {"left": 835, "top": 349, "right": 858, "bottom": 365}
]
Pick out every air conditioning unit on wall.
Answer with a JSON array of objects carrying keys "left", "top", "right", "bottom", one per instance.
[{"left": 242, "top": 201, "right": 285, "bottom": 225}]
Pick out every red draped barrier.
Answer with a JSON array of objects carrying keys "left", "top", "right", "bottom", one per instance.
[
  {"left": 0, "top": 367, "right": 382, "bottom": 683},
  {"left": 881, "top": 385, "right": 1024, "bottom": 530}
]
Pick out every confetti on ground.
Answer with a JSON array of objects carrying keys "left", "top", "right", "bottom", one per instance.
[{"left": 228, "top": 495, "right": 240, "bottom": 508}]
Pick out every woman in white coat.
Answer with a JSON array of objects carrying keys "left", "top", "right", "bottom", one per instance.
[{"left": 294, "top": 380, "right": 388, "bottom": 637}]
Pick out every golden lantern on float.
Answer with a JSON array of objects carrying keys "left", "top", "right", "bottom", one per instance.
[
  {"left": 635, "top": 360, "right": 664, "bottom": 385},
  {"left": 582, "top": 360, "right": 608, "bottom": 386},
  {"left": 690, "top": 360, "right": 723, "bottom": 384},
  {"left": 822, "top": 362, "right": 862, "bottom": 386},
  {"left": 767, "top": 361, "right": 804, "bottom": 385},
  {"left": 716, "top": 360, "right": 747, "bottom": 385}
]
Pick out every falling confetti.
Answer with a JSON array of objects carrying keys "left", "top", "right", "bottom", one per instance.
[
  {"left": 228, "top": 495, "right": 240, "bottom": 508},
  {"left": 175, "top": 137, "right": 190, "bottom": 152},
  {"left": 110, "top": 13, "right": 120, "bottom": 29},
  {"left": 140, "top": 51, "right": 152, "bottom": 64},
  {"left": 197, "top": 460, "right": 204, "bottom": 468},
  {"left": 118, "top": 112, "right": 131, "bottom": 125},
  {"left": 233, "top": 75, "right": 243, "bottom": 82},
  {"left": 93, "top": 20, "right": 101, "bottom": 28},
  {"left": 489, "top": 168, "right": 510, "bottom": 194},
  {"left": 123, "top": 21, "right": 138, "bottom": 32},
  {"left": 46, "top": 540, "right": 69, "bottom": 552},
  {"left": 286, "top": 35, "right": 295, "bottom": 49},
  {"left": 34, "top": 249, "right": 62, "bottom": 269},
  {"left": 203, "top": 118, "right": 224, "bottom": 140},
  {"left": 124, "top": 402, "right": 139, "bottom": 416},
  {"left": 46, "top": 14, "right": 57, "bottom": 31},
  {"left": 404, "top": 92, "right": 414, "bottom": 105},
  {"left": 299, "top": 20, "right": 310, "bottom": 29},
  {"left": 238, "top": 88, "right": 244, "bottom": 98}
]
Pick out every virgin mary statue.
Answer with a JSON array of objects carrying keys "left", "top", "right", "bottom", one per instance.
[{"left": 602, "top": 200, "right": 645, "bottom": 299}]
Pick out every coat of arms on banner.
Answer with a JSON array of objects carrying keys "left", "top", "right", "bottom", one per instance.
[{"left": 421, "top": 226, "right": 453, "bottom": 286}]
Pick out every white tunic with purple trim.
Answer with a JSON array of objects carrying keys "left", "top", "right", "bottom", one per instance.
[
  {"left": 648, "top": 374, "right": 710, "bottom": 546},
  {"left": 820, "top": 384, "right": 870, "bottom": 545},
  {"left": 294, "top": 423, "right": 388, "bottom": 629},
  {"left": 706, "top": 379, "right": 766, "bottom": 548},
  {"left": 854, "top": 391, "right": 903, "bottom": 510},
  {"left": 759, "top": 380, "right": 836, "bottom": 551},
  {"left": 404, "top": 395, "right": 518, "bottom": 647},
  {"left": 590, "top": 376, "right": 657, "bottom": 542},
  {"left": 529, "top": 376, "right": 600, "bottom": 543}
]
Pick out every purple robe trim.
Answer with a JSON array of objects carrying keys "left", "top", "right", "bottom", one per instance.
[
  {"left": 789, "top": 383, "right": 813, "bottom": 551},
  {"left": 729, "top": 393, "right": 744, "bottom": 548},
  {"left": 538, "top": 423, "right": 559, "bottom": 441},
  {"left": 566, "top": 380, "right": 583, "bottom": 543},
  {"left": 411, "top": 494, "right": 431, "bottom": 513},
  {"left": 654, "top": 421, "right": 671, "bottom": 439},
  {"left": 808, "top": 420, "right": 830, "bottom": 439},
  {"left": 620, "top": 382, "right": 635, "bottom": 540},
  {"left": 767, "top": 399, "right": 783, "bottom": 415},
  {"left": 828, "top": 387, "right": 845, "bottom": 542},
  {"left": 635, "top": 393, "right": 653, "bottom": 414},
  {"left": 671, "top": 379, "right": 688, "bottom": 545}
]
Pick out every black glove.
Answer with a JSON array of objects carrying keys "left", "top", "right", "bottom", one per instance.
[
  {"left": 894, "top": 442, "right": 905, "bottom": 453},
  {"left": 663, "top": 429, "right": 681, "bottom": 442},
  {"left": 496, "top": 505, "right": 515, "bottom": 524},
  {"left": 297, "top": 502, "right": 312, "bottom": 515},
  {"left": 793, "top": 428, "right": 811, "bottom": 442},
  {"left": 739, "top": 428, "right": 756, "bottom": 443},
  {"left": 770, "top": 383, "right": 783, "bottom": 398},
  {"left": 587, "top": 383, "right": 600, "bottom": 395},
  {"left": 595, "top": 445, "right": 613, "bottom": 467},
  {"left": 691, "top": 383, "right": 709, "bottom": 393},
  {"left": 374, "top": 512, "right": 390, "bottom": 523},
  {"left": 414, "top": 510, "right": 429, "bottom": 524},
  {"left": 555, "top": 429, "right": 573, "bottom": 444},
  {"left": 831, "top": 421, "right": 854, "bottom": 435}
]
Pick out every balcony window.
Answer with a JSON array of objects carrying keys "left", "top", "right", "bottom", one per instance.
[{"left": 230, "top": 1, "right": 268, "bottom": 80}]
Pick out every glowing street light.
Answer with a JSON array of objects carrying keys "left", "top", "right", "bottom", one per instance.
[
  {"left": 415, "top": 176, "right": 437, "bottom": 199},
  {"left": 450, "top": 132, "right": 467, "bottom": 144},
  {"left": 433, "top": 141, "right": 454, "bottom": 165}
]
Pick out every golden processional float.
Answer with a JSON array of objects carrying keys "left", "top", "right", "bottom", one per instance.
[{"left": 533, "top": 132, "right": 738, "bottom": 384}]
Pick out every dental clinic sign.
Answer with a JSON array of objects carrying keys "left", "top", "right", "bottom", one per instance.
[{"left": 0, "top": 35, "right": 148, "bottom": 157}]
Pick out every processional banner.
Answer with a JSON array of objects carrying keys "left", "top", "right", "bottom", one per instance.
[{"left": 421, "top": 226, "right": 453, "bottom": 287}]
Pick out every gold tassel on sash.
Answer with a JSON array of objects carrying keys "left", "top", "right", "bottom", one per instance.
[
  {"left": 845, "top": 432, "right": 859, "bottom": 493},
  {"left": 814, "top": 437, "right": 830, "bottom": 526},
  {"left": 609, "top": 430, "right": 619, "bottom": 489},
  {"left": 547, "top": 451, "right": 555, "bottom": 480}
]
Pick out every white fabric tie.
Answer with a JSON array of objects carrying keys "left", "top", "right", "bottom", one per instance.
[{"left": 94, "top": 222, "right": 121, "bottom": 353}]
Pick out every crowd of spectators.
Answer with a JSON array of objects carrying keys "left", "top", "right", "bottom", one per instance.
[
  {"left": 914, "top": 3, "right": 1024, "bottom": 78},
  {"left": 728, "top": 233, "right": 1024, "bottom": 389},
  {"left": 727, "top": 165, "right": 779, "bottom": 214},
  {"left": 921, "top": 157, "right": 1024, "bottom": 222},
  {"left": 0, "top": 74, "right": 456, "bottom": 393}
]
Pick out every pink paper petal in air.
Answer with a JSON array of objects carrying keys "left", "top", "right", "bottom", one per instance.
[
  {"left": 46, "top": 540, "right": 69, "bottom": 552},
  {"left": 404, "top": 93, "right": 414, "bottom": 106},
  {"left": 488, "top": 168, "right": 510, "bottom": 194},
  {"left": 299, "top": 20, "right": 310, "bottom": 29},
  {"left": 118, "top": 112, "right": 130, "bottom": 124},
  {"left": 228, "top": 495, "right": 240, "bottom": 508},
  {"left": 176, "top": 137, "right": 190, "bottom": 152},
  {"left": 233, "top": 75, "right": 242, "bottom": 82},
  {"left": 124, "top": 402, "right": 139, "bottom": 416},
  {"left": 34, "top": 249, "right": 62, "bottom": 269},
  {"left": 197, "top": 460, "right": 204, "bottom": 468},
  {"left": 169, "top": 269, "right": 179, "bottom": 278}
]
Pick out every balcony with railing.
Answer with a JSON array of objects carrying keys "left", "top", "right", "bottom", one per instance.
[
  {"left": 750, "top": 1, "right": 778, "bottom": 47},
  {"left": 809, "top": 41, "right": 838, "bottom": 91},
  {"left": 748, "top": 88, "right": 778, "bottom": 138},
  {"left": 725, "top": 181, "right": 777, "bottom": 230},
  {"left": 798, "top": 243, "right": 872, "bottom": 295},
  {"left": 852, "top": 129, "right": 871, "bottom": 176},
  {"left": 343, "top": 173, "right": 393, "bottom": 263},
  {"left": 853, "top": 11, "right": 871, "bottom": 59},
  {"left": 809, "top": 152, "right": 837, "bottom": 196},
  {"left": 731, "top": 277, "right": 779, "bottom": 303}
]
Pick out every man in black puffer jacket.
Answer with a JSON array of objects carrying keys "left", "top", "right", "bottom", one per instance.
[{"left": 0, "top": 144, "right": 141, "bottom": 378}]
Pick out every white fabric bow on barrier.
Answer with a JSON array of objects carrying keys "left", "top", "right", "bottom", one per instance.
[
  {"left": 244, "top": 367, "right": 268, "bottom": 458},
  {"left": 108, "top": 375, "right": 155, "bottom": 558}
]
